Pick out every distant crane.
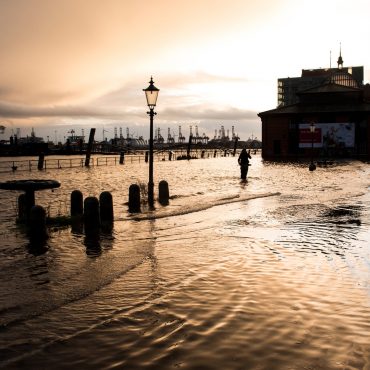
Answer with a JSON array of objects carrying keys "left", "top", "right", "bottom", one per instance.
[
  {"left": 156, "top": 128, "right": 164, "bottom": 144},
  {"left": 167, "top": 128, "right": 175, "bottom": 144},
  {"left": 195, "top": 125, "right": 200, "bottom": 144},
  {"left": 178, "top": 126, "right": 185, "bottom": 143},
  {"left": 102, "top": 128, "right": 108, "bottom": 141}
]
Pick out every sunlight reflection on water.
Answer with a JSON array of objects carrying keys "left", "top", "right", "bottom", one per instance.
[{"left": 0, "top": 154, "right": 369, "bottom": 369}]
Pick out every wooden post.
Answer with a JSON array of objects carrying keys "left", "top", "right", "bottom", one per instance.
[
  {"left": 84, "top": 197, "right": 100, "bottom": 239},
  {"left": 128, "top": 184, "right": 141, "bottom": 213},
  {"left": 17, "top": 194, "right": 27, "bottom": 223},
  {"left": 37, "top": 153, "right": 45, "bottom": 170},
  {"left": 119, "top": 151, "right": 125, "bottom": 164},
  {"left": 99, "top": 191, "right": 114, "bottom": 232},
  {"left": 85, "top": 128, "right": 96, "bottom": 167},
  {"left": 158, "top": 180, "right": 169, "bottom": 205},
  {"left": 187, "top": 135, "right": 192, "bottom": 159},
  {"left": 70, "top": 190, "right": 83, "bottom": 232},
  {"left": 233, "top": 137, "right": 239, "bottom": 156},
  {"left": 29, "top": 205, "right": 48, "bottom": 243}
]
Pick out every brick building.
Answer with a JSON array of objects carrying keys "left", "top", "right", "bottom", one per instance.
[{"left": 258, "top": 54, "right": 370, "bottom": 160}]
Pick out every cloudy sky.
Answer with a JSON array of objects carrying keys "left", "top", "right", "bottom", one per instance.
[{"left": 0, "top": 0, "right": 369, "bottom": 142}]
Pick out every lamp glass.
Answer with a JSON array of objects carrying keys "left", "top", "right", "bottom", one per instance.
[
  {"left": 310, "top": 123, "right": 316, "bottom": 133},
  {"left": 143, "top": 77, "right": 159, "bottom": 108}
]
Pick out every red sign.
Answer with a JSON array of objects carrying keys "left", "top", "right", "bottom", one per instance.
[{"left": 299, "top": 128, "right": 321, "bottom": 144}]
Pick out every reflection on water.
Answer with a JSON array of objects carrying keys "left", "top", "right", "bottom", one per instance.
[{"left": 0, "top": 154, "right": 369, "bottom": 369}]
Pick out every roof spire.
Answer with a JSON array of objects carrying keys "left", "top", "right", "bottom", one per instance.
[{"left": 337, "top": 42, "right": 343, "bottom": 69}]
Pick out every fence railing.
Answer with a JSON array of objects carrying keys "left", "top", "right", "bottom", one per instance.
[{"left": 0, "top": 149, "right": 233, "bottom": 173}]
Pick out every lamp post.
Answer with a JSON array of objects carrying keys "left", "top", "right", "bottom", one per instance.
[
  {"left": 143, "top": 77, "right": 159, "bottom": 208},
  {"left": 309, "top": 122, "right": 316, "bottom": 171}
]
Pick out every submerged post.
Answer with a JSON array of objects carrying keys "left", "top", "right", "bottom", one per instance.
[
  {"left": 158, "top": 180, "right": 169, "bottom": 205},
  {"left": 233, "top": 137, "right": 238, "bottom": 156},
  {"left": 37, "top": 153, "right": 45, "bottom": 170},
  {"left": 29, "top": 205, "right": 48, "bottom": 243},
  {"left": 119, "top": 151, "right": 125, "bottom": 164},
  {"left": 85, "top": 128, "right": 96, "bottom": 167},
  {"left": 71, "top": 190, "right": 83, "bottom": 218},
  {"left": 99, "top": 191, "right": 114, "bottom": 232},
  {"left": 128, "top": 184, "right": 141, "bottom": 213},
  {"left": 187, "top": 135, "right": 192, "bottom": 159},
  {"left": 18, "top": 194, "right": 27, "bottom": 223},
  {"left": 84, "top": 196, "right": 100, "bottom": 239},
  {"left": 71, "top": 190, "right": 83, "bottom": 233}
]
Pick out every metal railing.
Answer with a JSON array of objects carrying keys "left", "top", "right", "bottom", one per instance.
[{"left": 0, "top": 149, "right": 234, "bottom": 173}]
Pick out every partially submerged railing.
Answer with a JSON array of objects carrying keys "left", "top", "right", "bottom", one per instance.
[{"left": 0, "top": 148, "right": 236, "bottom": 173}]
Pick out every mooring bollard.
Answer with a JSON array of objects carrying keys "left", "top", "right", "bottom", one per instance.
[
  {"left": 29, "top": 205, "right": 48, "bottom": 243},
  {"left": 37, "top": 153, "right": 45, "bottom": 170},
  {"left": 84, "top": 197, "right": 100, "bottom": 239},
  {"left": 201, "top": 150, "right": 205, "bottom": 159},
  {"left": 71, "top": 190, "right": 83, "bottom": 218},
  {"left": 71, "top": 190, "right": 83, "bottom": 232},
  {"left": 100, "top": 191, "right": 114, "bottom": 232},
  {"left": 145, "top": 151, "right": 149, "bottom": 163},
  {"left": 169, "top": 151, "right": 173, "bottom": 161},
  {"left": 214, "top": 150, "right": 217, "bottom": 158},
  {"left": 158, "top": 180, "right": 169, "bottom": 205},
  {"left": 119, "top": 151, "right": 125, "bottom": 164},
  {"left": 128, "top": 184, "right": 141, "bottom": 213},
  {"left": 18, "top": 194, "right": 27, "bottom": 223}
]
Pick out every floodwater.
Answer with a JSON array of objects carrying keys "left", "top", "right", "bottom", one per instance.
[{"left": 0, "top": 153, "right": 369, "bottom": 369}]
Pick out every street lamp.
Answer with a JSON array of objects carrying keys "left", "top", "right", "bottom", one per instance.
[
  {"left": 309, "top": 122, "right": 316, "bottom": 171},
  {"left": 143, "top": 76, "right": 159, "bottom": 208}
]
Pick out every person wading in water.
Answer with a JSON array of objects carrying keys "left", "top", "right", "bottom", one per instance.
[{"left": 238, "top": 148, "right": 252, "bottom": 180}]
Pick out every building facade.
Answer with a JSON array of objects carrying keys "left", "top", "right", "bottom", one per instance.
[
  {"left": 277, "top": 50, "right": 364, "bottom": 107},
  {"left": 258, "top": 73, "right": 370, "bottom": 161}
]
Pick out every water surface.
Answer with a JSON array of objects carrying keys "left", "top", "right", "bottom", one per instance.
[{"left": 0, "top": 154, "right": 369, "bottom": 369}]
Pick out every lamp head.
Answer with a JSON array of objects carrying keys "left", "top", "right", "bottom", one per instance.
[{"left": 143, "top": 77, "right": 159, "bottom": 109}]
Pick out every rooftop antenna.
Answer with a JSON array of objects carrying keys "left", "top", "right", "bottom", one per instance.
[{"left": 337, "top": 42, "right": 343, "bottom": 69}]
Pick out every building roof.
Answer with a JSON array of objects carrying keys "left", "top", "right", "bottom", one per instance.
[
  {"left": 258, "top": 102, "right": 370, "bottom": 116},
  {"left": 259, "top": 82, "right": 370, "bottom": 117},
  {"left": 297, "top": 82, "right": 362, "bottom": 95}
]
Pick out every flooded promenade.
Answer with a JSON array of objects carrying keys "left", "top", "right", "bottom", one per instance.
[{"left": 0, "top": 154, "right": 369, "bottom": 369}]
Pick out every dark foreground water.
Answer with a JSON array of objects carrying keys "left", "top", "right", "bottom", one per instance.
[{"left": 0, "top": 154, "right": 369, "bottom": 369}]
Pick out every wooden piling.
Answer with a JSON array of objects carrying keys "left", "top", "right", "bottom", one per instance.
[
  {"left": 37, "top": 153, "right": 45, "bottom": 170},
  {"left": 119, "top": 151, "right": 125, "bottom": 164},
  {"left": 71, "top": 190, "right": 83, "bottom": 218},
  {"left": 99, "top": 191, "right": 114, "bottom": 232},
  {"left": 17, "top": 194, "right": 27, "bottom": 223},
  {"left": 29, "top": 205, "right": 48, "bottom": 243},
  {"left": 84, "top": 196, "right": 100, "bottom": 239},
  {"left": 128, "top": 184, "right": 141, "bottom": 213},
  {"left": 187, "top": 135, "right": 193, "bottom": 159},
  {"left": 158, "top": 180, "right": 169, "bottom": 205},
  {"left": 71, "top": 190, "right": 83, "bottom": 232},
  {"left": 85, "top": 128, "right": 96, "bottom": 167},
  {"left": 233, "top": 137, "right": 239, "bottom": 156}
]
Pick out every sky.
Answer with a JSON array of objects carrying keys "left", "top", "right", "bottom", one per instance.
[{"left": 0, "top": 0, "right": 370, "bottom": 143}]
